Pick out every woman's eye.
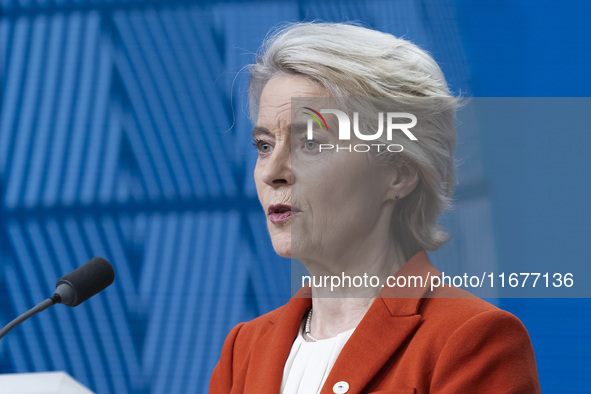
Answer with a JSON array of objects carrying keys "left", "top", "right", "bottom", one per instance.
[
  {"left": 252, "top": 140, "right": 273, "bottom": 154},
  {"left": 305, "top": 140, "right": 318, "bottom": 151}
]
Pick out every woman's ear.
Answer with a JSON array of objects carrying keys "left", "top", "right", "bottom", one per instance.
[{"left": 385, "top": 164, "right": 420, "bottom": 202}]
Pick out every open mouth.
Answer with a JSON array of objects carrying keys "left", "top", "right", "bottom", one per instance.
[{"left": 268, "top": 204, "right": 296, "bottom": 224}]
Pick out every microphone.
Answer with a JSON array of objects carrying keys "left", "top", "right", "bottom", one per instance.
[
  {"left": 0, "top": 257, "right": 115, "bottom": 340},
  {"left": 54, "top": 257, "right": 115, "bottom": 307}
]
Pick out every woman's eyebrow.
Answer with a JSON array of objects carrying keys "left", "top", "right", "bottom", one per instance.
[
  {"left": 252, "top": 123, "right": 308, "bottom": 138},
  {"left": 252, "top": 126, "right": 272, "bottom": 138}
]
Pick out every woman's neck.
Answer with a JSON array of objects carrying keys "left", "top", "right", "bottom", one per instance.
[
  {"left": 299, "top": 213, "right": 411, "bottom": 340},
  {"left": 306, "top": 296, "right": 375, "bottom": 340},
  {"left": 303, "top": 247, "right": 409, "bottom": 340}
]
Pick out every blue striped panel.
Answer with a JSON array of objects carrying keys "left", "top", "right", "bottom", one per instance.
[
  {"left": 141, "top": 10, "right": 205, "bottom": 199},
  {"left": 137, "top": 211, "right": 248, "bottom": 393},
  {"left": 119, "top": 107, "right": 162, "bottom": 201},
  {"left": 81, "top": 217, "right": 144, "bottom": 391},
  {"left": 0, "top": 19, "right": 9, "bottom": 98},
  {"left": 141, "top": 213, "right": 183, "bottom": 377},
  {"left": 61, "top": 12, "right": 101, "bottom": 206},
  {"left": 150, "top": 212, "right": 198, "bottom": 394},
  {"left": 114, "top": 7, "right": 238, "bottom": 199},
  {"left": 367, "top": 0, "right": 433, "bottom": 50},
  {"left": 185, "top": 212, "right": 243, "bottom": 393},
  {"left": 298, "top": 0, "right": 369, "bottom": 23},
  {"left": 158, "top": 9, "right": 213, "bottom": 198},
  {"left": 125, "top": 11, "right": 192, "bottom": 199},
  {"left": 42, "top": 14, "right": 84, "bottom": 207},
  {"left": 99, "top": 216, "right": 139, "bottom": 312},
  {"left": 113, "top": 12, "right": 178, "bottom": 200},
  {"left": 97, "top": 99, "right": 127, "bottom": 204},
  {"left": 23, "top": 14, "right": 65, "bottom": 208},
  {"left": 5, "top": 16, "right": 48, "bottom": 208},
  {"left": 117, "top": 8, "right": 240, "bottom": 200},
  {"left": 0, "top": 18, "right": 28, "bottom": 177},
  {"left": 180, "top": 7, "right": 235, "bottom": 193},
  {"left": 79, "top": 33, "right": 113, "bottom": 206}
]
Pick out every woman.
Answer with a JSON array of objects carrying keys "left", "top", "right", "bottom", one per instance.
[{"left": 211, "top": 22, "right": 540, "bottom": 393}]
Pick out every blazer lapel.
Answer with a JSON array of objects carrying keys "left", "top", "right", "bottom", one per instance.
[
  {"left": 319, "top": 301, "right": 422, "bottom": 394},
  {"left": 241, "top": 287, "right": 312, "bottom": 394},
  {"left": 320, "top": 251, "right": 439, "bottom": 394}
]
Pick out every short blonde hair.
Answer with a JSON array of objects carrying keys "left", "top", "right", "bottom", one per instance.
[{"left": 249, "top": 22, "right": 459, "bottom": 258}]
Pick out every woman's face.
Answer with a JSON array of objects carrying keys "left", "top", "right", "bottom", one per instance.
[{"left": 253, "top": 75, "right": 396, "bottom": 263}]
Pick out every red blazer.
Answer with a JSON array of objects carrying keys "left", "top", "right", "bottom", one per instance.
[{"left": 210, "top": 251, "right": 541, "bottom": 393}]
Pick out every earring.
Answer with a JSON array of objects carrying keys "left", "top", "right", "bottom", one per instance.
[{"left": 394, "top": 194, "right": 400, "bottom": 201}]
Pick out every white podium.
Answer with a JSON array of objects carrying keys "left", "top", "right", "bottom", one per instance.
[{"left": 0, "top": 372, "right": 93, "bottom": 394}]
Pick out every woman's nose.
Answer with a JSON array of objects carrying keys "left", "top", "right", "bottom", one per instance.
[{"left": 261, "top": 143, "right": 292, "bottom": 187}]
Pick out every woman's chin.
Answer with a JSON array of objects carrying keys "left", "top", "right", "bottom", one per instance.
[
  {"left": 271, "top": 236, "right": 292, "bottom": 258},
  {"left": 273, "top": 246, "right": 292, "bottom": 258}
]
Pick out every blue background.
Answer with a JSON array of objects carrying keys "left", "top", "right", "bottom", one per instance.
[{"left": 1, "top": 0, "right": 590, "bottom": 392}]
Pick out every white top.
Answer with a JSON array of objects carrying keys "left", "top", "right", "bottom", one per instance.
[{"left": 281, "top": 319, "right": 355, "bottom": 394}]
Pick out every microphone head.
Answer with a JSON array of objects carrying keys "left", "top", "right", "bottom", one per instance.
[{"left": 55, "top": 257, "right": 115, "bottom": 307}]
